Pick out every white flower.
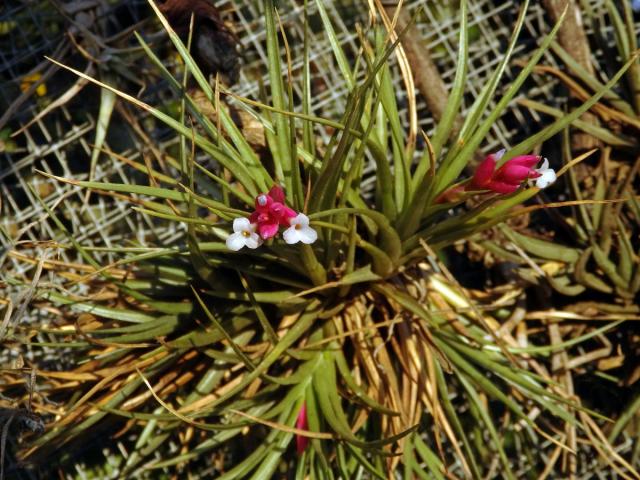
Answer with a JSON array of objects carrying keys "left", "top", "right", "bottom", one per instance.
[
  {"left": 283, "top": 213, "right": 317, "bottom": 245},
  {"left": 226, "top": 218, "right": 262, "bottom": 251},
  {"left": 533, "top": 158, "right": 557, "bottom": 189}
]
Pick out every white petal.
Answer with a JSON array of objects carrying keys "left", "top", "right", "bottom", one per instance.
[
  {"left": 291, "top": 213, "right": 309, "bottom": 228},
  {"left": 536, "top": 157, "right": 549, "bottom": 171},
  {"left": 494, "top": 148, "right": 507, "bottom": 160},
  {"left": 226, "top": 232, "right": 247, "bottom": 251},
  {"left": 535, "top": 169, "right": 557, "bottom": 189},
  {"left": 245, "top": 233, "right": 263, "bottom": 249},
  {"left": 283, "top": 226, "right": 301, "bottom": 244},
  {"left": 298, "top": 226, "right": 317, "bottom": 244},
  {"left": 233, "top": 217, "right": 251, "bottom": 233}
]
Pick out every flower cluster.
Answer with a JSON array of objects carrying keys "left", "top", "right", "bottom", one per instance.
[
  {"left": 226, "top": 186, "right": 317, "bottom": 251},
  {"left": 467, "top": 149, "right": 557, "bottom": 194}
]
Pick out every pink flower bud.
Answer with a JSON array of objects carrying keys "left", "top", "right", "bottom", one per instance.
[{"left": 295, "top": 403, "right": 309, "bottom": 455}]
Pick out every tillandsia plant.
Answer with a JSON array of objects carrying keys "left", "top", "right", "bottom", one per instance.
[{"left": 9, "top": 0, "right": 640, "bottom": 478}]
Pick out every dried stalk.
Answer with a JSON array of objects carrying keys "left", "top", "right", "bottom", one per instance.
[
  {"left": 541, "top": 0, "right": 601, "bottom": 151},
  {"left": 382, "top": 2, "right": 451, "bottom": 124}
]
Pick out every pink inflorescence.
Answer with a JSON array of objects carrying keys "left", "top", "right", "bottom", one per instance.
[
  {"left": 226, "top": 185, "right": 318, "bottom": 251},
  {"left": 467, "top": 149, "right": 556, "bottom": 194},
  {"left": 249, "top": 186, "right": 297, "bottom": 240}
]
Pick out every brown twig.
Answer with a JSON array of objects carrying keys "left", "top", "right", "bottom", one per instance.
[{"left": 541, "top": 0, "right": 601, "bottom": 151}]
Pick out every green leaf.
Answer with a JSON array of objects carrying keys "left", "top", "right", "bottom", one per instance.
[
  {"left": 574, "top": 248, "right": 614, "bottom": 293},
  {"left": 335, "top": 350, "right": 399, "bottom": 416},
  {"left": 192, "top": 287, "right": 256, "bottom": 371},
  {"left": 264, "top": 0, "right": 296, "bottom": 201},
  {"left": 501, "top": 225, "right": 581, "bottom": 263},
  {"left": 196, "top": 300, "right": 320, "bottom": 412},
  {"left": 373, "top": 29, "right": 408, "bottom": 212},
  {"left": 592, "top": 242, "right": 629, "bottom": 290},
  {"left": 313, "top": 351, "right": 415, "bottom": 450},
  {"left": 550, "top": 40, "right": 635, "bottom": 116},
  {"left": 144, "top": 1, "right": 268, "bottom": 192},
  {"left": 508, "top": 50, "right": 640, "bottom": 158},
  {"left": 429, "top": 0, "right": 467, "bottom": 159},
  {"left": 412, "top": 435, "right": 445, "bottom": 480},
  {"left": 457, "top": 373, "right": 516, "bottom": 480},
  {"left": 310, "top": 207, "right": 401, "bottom": 265},
  {"left": 314, "top": 0, "right": 355, "bottom": 89},
  {"left": 433, "top": 362, "right": 482, "bottom": 479},
  {"left": 518, "top": 98, "right": 635, "bottom": 147},
  {"left": 400, "top": 0, "right": 468, "bottom": 238},
  {"left": 301, "top": 2, "right": 315, "bottom": 158},
  {"left": 42, "top": 291, "right": 159, "bottom": 323},
  {"left": 46, "top": 56, "right": 261, "bottom": 196},
  {"left": 615, "top": 217, "right": 635, "bottom": 283},
  {"left": 431, "top": 0, "right": 530, "bottom": 196}
]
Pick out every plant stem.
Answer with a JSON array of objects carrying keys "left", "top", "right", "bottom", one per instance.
[{"left": 301, "top": 244, "right": 327, "bottom": 286}]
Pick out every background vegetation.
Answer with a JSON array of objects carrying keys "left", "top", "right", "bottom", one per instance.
[{"left": 1, "top": 0, "right": 639, "bottom": 478}]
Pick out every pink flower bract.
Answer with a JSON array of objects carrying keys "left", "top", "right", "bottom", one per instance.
[{"left": 468, "top": 151, "right": 542, "bottom": 194}]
